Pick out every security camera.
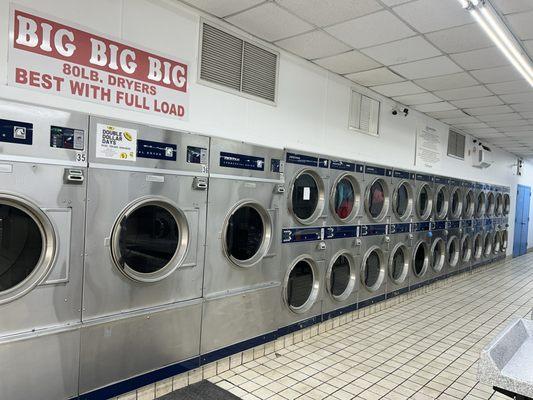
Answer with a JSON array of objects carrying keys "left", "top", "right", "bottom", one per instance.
[
  {"left": 392, "top": 106, "right": 409, "bottom": 117},
  {"left": 392, "top": 108, "right": 398, "bottom": 116},
  {"left": 403, "top": 108, "right": 409, "bottom": 116}
]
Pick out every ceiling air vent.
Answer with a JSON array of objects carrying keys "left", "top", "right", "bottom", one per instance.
[
  {"left": 447, "top": 129, "right": 466, "bottom": 160},
  {"left": 349, "top": 89, "right": 380, "bottom": 136},
  {"left": 200, "top": 23, "right": 278, "bottom": 103}
]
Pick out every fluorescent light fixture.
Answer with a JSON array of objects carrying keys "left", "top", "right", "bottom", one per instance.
[{"left": 457, "top": 0, "right": 533, "bottom": 87}]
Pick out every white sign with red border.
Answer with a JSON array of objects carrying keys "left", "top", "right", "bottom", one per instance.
[{"left": 7, "top": 5, "right": 189, "bottom": 119}]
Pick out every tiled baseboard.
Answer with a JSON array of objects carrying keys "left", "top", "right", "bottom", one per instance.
[{"left": 111, "top": 260, "right": 504, "bottom": 400}]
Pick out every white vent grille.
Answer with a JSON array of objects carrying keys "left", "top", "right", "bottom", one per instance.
[
  {"left": 200, "top": 23, "right": 278, "bottom": 103},
  {"left": 447, "top": 129, "right": 466, "bottom": 159},
  {"left": 349, "top": 90, "right": 380, "bottom": 135}
]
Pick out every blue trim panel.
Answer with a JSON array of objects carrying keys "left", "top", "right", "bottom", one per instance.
[
  {"left": 0, "top": 118, "right": 33, "bottom": 145},
  {"left": 201, "top": 332, "right": 277, "bottom": 365},
  {"left": 415, "top": 173, "right": 433, "bottom": 183},
  {"left": 434, "top": 176, "right": 448, "bottom": 185},
  {"left": 220, "top": 152, "right": 265, "bottom": 171},
  {"left": 393, "top": 169, "right": 415, "bottom": 180},
  {"left": 325, "top": 225, "right": 358, "bottom": 239},
  {"left": 318, "top": 158, "right": 330, "bottom": 168},
  {"left": 387, "top": 286, "right": 409, "bottom": 299},
  {"left": 447, "top": 220, "right": 461, "bottom": 229},
  {"left": 286, "top": 152, "right": 318, "bottom": 167},
  {"left": 282, "top": 227, "right": 323, "bottom": 243},
  {"left": 330, "top": 160, "right": 355, "bottom": 172},
  {"left": 322, "top": 302, "right": 358, "bottom": 321},
  {"left": 360, "top": 224, "right": 387, "bottom": 236},
  {"left": 389, "top": 223, "right": 410, "bottom": 234},
  {"left": 432, "top": 221, "right": 446, "bottom": 231},
  {"left": 413, "top": 221, "right": 430, "bottom": 232},
  {"left": 137, "top": 139, "right": 177, "bottom": 161},
  {"left": 277, "top": 315, "right": 321, "bottom": 336},
  {"left": 365, "top": 165, "right": 392, "bottom": 177},
  {"left": 358, "top": 294, "right": 386, "bottom": 309}
]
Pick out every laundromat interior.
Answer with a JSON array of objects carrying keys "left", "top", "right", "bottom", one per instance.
[{"left": 2, "top": 0, "right": 533, "bottom": 399}]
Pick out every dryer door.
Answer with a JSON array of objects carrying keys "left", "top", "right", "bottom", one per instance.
[
  {"left": 289, "top": 170, "right": 325, "bottom": 225},
  {"left": 111, "top": 197, "right": 189, "bottom": 283},
  {"left": 0, "top": 195, "right": 56, "bottom": 304}
]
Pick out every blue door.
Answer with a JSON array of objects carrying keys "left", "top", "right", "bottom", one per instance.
[{"left": 513, "top": 184, "right": 531, "bottom": 257}]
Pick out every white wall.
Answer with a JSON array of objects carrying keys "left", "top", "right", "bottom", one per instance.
[{"left": 0, "top": 0, "right": 532, "bottom": 255}]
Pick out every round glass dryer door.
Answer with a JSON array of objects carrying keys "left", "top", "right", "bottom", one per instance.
[
  {"left": 461, "top": 236, "right": 472, "bottom": 263},
  {"left": 474, "top": 234, "right": 483, "bottom": 260},
  {"left": 327, "top": 252, "right": 355, "bottom": 301},
  {"left": 447, "top": 237, "right": 460, "bottom": 267},
  {"left": 389, "top": 244, "right": 409, "bottom": 284},
  {"left": 495, "top": 193, "right": 503, "bottom": 216},
  {"left": 111, "top": 198, "right": 189, "bottom": 283},
  {"left": 486, "top": 192, "right": 495, "bottom": 216},
  {"left": 502, "top": 230, "right": 508, "bottom": 251},
  {"left": 493, "top": 231, "right": 502, "bottom": 254},
  {"left": 392, "top": 182, "right": 413, "bottom": 221},
  {"left": 331, "top": 174, "right": 360, "bottom": 222},
  {"left": 413, "top": 241, "right": 428, "bottom": 277},
  {"left": 476, "top": 192, "right": 486, "bottom": 217},
  {"left": 450, "top": 188, "right": 462, "bottom": 219},
  {"left": 0, "top": 196, "right": 56, "bottom": 304},
  {"left": 285, "top": 257, "right": 319, "bottom": 313},
  {"left": 416, "top": 184, "right": 432, "bottom": 220},
  {"left": 434, "top": 186, "right": 448, "bottom": 220},
  {"left": 224, "top": 202, "right": 272, "bottom": 268},
  {"left": 503, "top": 194, "right": 511, "bottom": 216},
  {"left": 483, "top": 233, "right": 493, "bottom": 257},
  {"left": 431, "top": 238, "right": 445, "bottom": 272},
  {"left": 290, "top": 170, "right": 324, "bottom": 224},
  {"left": 365, "top": 179, "right": 389, "bottom": 221},
  {"left": 361, "top": 246, "right": 385, "bottom": 292},
  {"left": 463, "top": 190, "right": 475, "bottom": 218}
]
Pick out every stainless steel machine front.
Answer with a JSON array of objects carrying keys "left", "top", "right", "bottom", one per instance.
[
  {"left": 201, "top": 138, "right": 284, "bottom": 355},
  {"left": 414, "top": 173, "right": 434, "bottom": 223},
  {"left": 362, "top": 164, "right": 392, "bottom": 225},
  {"left": 387, "top": 222, "right": 412, "bottom": 298},
  {"left": 358, "top": 228, "right": 389, "bottom": 307},
  {"left": 79, "top": 117, "right": 208, "bottom": 395},
  {"left": 390, "top": 168, "right": 415, "bottom": 225},
  {"left": 429, "top": 225, "right": 448, "bottom": 281},
  {"left": 327, "top": 157, "right": 363, "bottom": 226},
  {"left": 0, "top": 100, "right": 88, "bottom": 400},
  {"left": 410, "top": 224, "right": 431, "bottom": 290},
  {"left": 433, "top": 176, "right": 450, "bottom": 221},
  {"left": 446, "top": 221, "right": 462, "bottom": 275}
]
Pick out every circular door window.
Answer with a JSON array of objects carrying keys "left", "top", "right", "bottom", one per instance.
[
  {"left": 447, "top": 237, "right": 460, "bottom": 267},
  {"left": 502, "top": 230, "right": 508, "bottom": 251},
  {"left": 327, "top": 252, "right": 356, "bottom": 302},
  {"left": 361, "top": 246, "right": 385, "bottom": 292},
  {"left": 493, "top": 231, "right": 502, "bottom": 254},
  {"left": 412, "top": 241, "right": 428, "bottom": 277},
  {"left": 503, "top": 194, "right": 510, "bottom": 216},
  {"left": 463, "top": 190, "right": 475, "bottom": 218},
  {"left": 365, "top": 179, "right": 389, "bottom": 222},
  {"left": 461, "top": 235, "right": 472, "bottom": 263},
  {"left": 486, "top": 192, "right": 495, "bottom": 216},
  {"left": 484, "top": 233, "right": 493, "bottom": 257},
  {"left": 224, "top": 202, "right": 272, "bottom": 268},
  {"left": 473, "top": 234, "right": 483, "bottom": 260},
  {"left": 0, "top": 195, "right": 56, "bottom": 304},
  {"left": 111, "top": 198, "right": 189, "bottom": 283},
  {"left": 450, "top": 188, "right": 462, "bottom": 219},
  {"left": 476, "top": 192, "right": 486, "bottom": 218},
  {"left": 389, "top": 244, "right": 409, "bottom": 284},
  {"left": 431, "top": 238, "right": 445, "bottom": 272},
  {"left": 331, "top": 174, "right": 360, "bottom": 222},
  {"left": 393, "top": 182, "right": 413, "bottom": 221},
  {"left": 284, "top": 257, "right": 319, "bottom": 313},
  {"left": 416, "top": 184, "right": 433, "bottom": 220},
  {"left": 290, "top": 170, "right": 324, "bottom": 224},
  {"left": 495, "top": 194, "right": 503, "bottom": 216},
  {"left": 434, "top": 186, "right": 448, "bottom": 220}
]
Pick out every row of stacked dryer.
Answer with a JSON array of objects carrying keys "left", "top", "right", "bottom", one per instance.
[{"left": 0, "top": 101, "right": 510, "bottom": 400}]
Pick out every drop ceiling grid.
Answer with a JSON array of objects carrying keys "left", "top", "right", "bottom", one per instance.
[{"left": 182, "top": 0, "right": 533, "bottom": 155}]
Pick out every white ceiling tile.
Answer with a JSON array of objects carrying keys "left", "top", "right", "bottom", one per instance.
[
  {"left": 492, "top": 0, "right": 533, "bottom": 14},
  {"left": 276, "top": 0, "right": 383, "bottom": 27},
  {"left": 325, "top": 10, "right": 414, "bottom": 48},
  {"left": 415, "top": 102, "right": 457, "bottom": 112},
  {"left": 425, "top": 23, "right": 493, "bottom": 53},
  {"left": 434, "top": 85, "right": 492, "bottom": 101},
  {"left": 441, "top": 116, "right": 481, "bottom": 124},
  {"left": 512, "top": 103, "right": 533, "bottom": 112},
  {"left": 486, "top": 81, "right": 531, "bottom": 95},
  {"left": 346, "top": 67, "right": 405, "bottom": 86},
  {"left": 426, "top": 110, "right": 470, "bottom": 119},
  {"left": 500, "top": 92, "right": 533, "bottom": 104},
  {"left": 477, "top": 113, "right": 523, "bottom": 122},
  {"left": 467, "top": 128, "right": 500, "bottom": 134},
  {"left": 451, "top": 96, "right": 503, "bottom": 108},
  {"left": 414, "top": 72, "right": 478, "bottom": 91},
  {"left": 392, "top": 92, "right": 442, "bottom": 105},
  {"left": 502, "top": 125, "right": 533, "bottom": 131},
  {"left": 361, "top": 36, "right": 441, "bottom": 66},
  {"left": 182, "top": 0, "right": 264, "bottom": 17},
  {"left": 450, "top": 47, "right": 508, "bottom": 70},
  {"left": 469, "top": 66, "right": 523, "bottom": 83},
  {"left": 521, "top": 112, "right": 533, "bottom": 119},
  {"left": 455, "top": 123, "right": 490, "bottom": 131},
  {"left": 465, "top": 105, "right": 513, "bottom": 115},
  {"left": 506, "top": 10, "right": 533, "bottom": 40},
  {"left": 392, "top": 0, "right": 473, "bottom": 33},
  {"left": 525, "top": 40, "right": 533, "bottom": 57},
  {"left": 389, "top": 56, "right": 463, "bottom": 79},
  {"left": 276, "top": 30, "right": 350, "bottom": 59},
  {"left": 226, "top": 2, "right": 313, "bottom": 41},
  {"left": 314, "top": 50, "right": 381, "bottom": 74},
  {"left": 381, "top": 0, "right": 411, "bottom": 5},
  {"left": 489, "top": 120, "right": 531, "bottom": 128},
  {"left": 371, "top": 81, "right": 425, "bottom": 97}
]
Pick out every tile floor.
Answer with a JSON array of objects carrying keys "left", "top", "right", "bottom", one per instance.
[{"left": 205, "top": 255, "right": 533, "bottom": 400}]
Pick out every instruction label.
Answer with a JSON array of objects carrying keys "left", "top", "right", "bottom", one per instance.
[{"left": 96, "top": 123, "right": 137, "bottom": 161}]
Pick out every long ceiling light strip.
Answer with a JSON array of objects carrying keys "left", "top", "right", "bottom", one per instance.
[{"left": 457, "top": 0, "right": 533, "bottom": 87}]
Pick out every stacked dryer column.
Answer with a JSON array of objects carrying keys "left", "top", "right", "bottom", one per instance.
[
  {"left": 429, "top": 176, "right": 452, "bottom": 282},
  {"left": 322, "top": 157, "right": 363, "bottom": 320},
  {"left": 279, "top": 150, "right": 329, "bottom": 334},
  {"left": 499, "top": 187, "right": 511, "bottom": 259},
  {"left": 0, "top": 100, "right": 88, "bottom": 400},
  {"left": 358, "top": 164, "right": 392, "bottom": 308},
  {"left": 201, "top": 139, "right": 285, "bottom": 360}
]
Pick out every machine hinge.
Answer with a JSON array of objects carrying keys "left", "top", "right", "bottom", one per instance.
[{"left": 193, "top": 177, "right": 208, "bottom": 190}]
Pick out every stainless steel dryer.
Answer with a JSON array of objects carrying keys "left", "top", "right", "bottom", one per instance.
[
  {"left": 486, "top": 185, "right": 496, "bottom": 218},
  {"left": 448, "top": 178, "right": 463, "bottom": 222},
  {"left": 410, "top": 223, "right": 431, "bottom": 290},
  {"left": 279, "top": 150, "right": 328, "bottom": 333},
  {"left": 462, "top": 181, "right": 476, "bottom": 220},
  {"left": 428, "top": 222, "right": 448, "bottom": 281},
  {"left": 0, "top": 100, "right": 88, "bottom": 400},
  {"left": 358, "top": 227, "right": 388, "bottom": 308},
  {"left": 390, "top": 168, "right": 415, "bottom": 225},
  {"left": 201, "top": 139, "right": 284, "bottom": 358},
  {"left": 472, "top": 219, "right": 485, "bottom": 269},
  {"left": 433, "top": 176, "right": 449, "bottom": 222},
  {"left": 445, "top": 221, "right": 462, "bottom": 275},
  {"left": 459, "top": 218, "right": 474, "bottom": 273},
  {"left": 327, "top": 157, "right": 364, "bottom": 226},
  {"left": 414, "top": 173, "right": 434, "bottom": 223},
  {"left": 502, "top": 188, "right": 511, "bottom": 219},
  {"left": 387, "top": 221, "right": 412, "bottom": 298},
  {"left": 475, "top": 183, "right": 487, "bottom": 219},
  {"left": 79, "top": 118, "right": 209, "bottom": 397},
  {"left": 481, "top": 219, "right": 495, "bottom": 265},
  {"left": 362, "top": 164, "right": 392, "bottom": 225}
]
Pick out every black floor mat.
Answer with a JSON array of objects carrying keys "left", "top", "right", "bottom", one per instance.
[{"left": 157, "top": 380, "right": 242, "bottom": 400}]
